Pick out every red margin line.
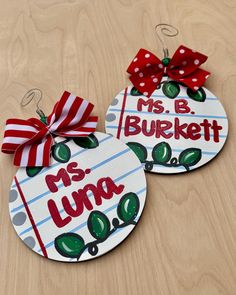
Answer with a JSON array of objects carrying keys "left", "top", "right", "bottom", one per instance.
[
  {"left": 14, "top": 176, "right": 48, "bottom": 258},
  {"left": 116, "top": 87, "right": 128, "bottom": 139}
]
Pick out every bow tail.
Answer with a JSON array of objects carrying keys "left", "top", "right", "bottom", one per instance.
[
  {"left": 14, "top": 134, "right": 53, "bottom": 167},
  {"left": 174, "top": 68, "right": 210, "bottom": 91},
  {"left": 55, "top": 116, "right": 98, "bottom": 137},
  {"left": 129, "top": 72, "right": 164, "bottom": 98}
]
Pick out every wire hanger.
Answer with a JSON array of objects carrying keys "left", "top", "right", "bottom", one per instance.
[
  {"left": 155, "top": 23, "right": 179, "bottom": 58},
  {"left": 20, "top": 88, "right": 46, "bottom": 119}
]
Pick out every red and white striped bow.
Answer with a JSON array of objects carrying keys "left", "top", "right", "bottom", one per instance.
[
  {"left": 127, "top": 45, "right": 210, "bottom": 97},
  {"left": 1, "top": 91, "right": 98, "bottom": 167}
]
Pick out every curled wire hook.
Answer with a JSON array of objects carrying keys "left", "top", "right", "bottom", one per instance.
[
  {"left": 155, "top": 24, "right": 179, "bottom": 58},
  {"left": 20, "top": 88, "right": 45, "bottom": 118}
]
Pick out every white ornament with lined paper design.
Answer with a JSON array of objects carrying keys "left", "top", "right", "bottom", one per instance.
[
  {"left": 105, "top": 81, "right": 228, "bottom": 174},
  {"left": 9, "top": 132, "right": 147, "bottom": 262}
]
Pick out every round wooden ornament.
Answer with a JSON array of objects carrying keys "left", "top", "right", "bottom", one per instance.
[
  {"left": 9, "top": 132, "right": 147, "bottom": 262},
  {"left": 105, "top": 80, "right": 228, "bottom": 173}
]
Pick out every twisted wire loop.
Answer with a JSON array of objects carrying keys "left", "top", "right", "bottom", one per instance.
[
  {"left": 155, "top": 24, "right": 179, "bottom": 58},
  {"left": 20, "top": 88, "right": 45, "bottom": 118}
]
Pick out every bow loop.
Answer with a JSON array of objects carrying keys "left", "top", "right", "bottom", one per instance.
[
  {"left": 2, "top": 118, "right": 41, "bottom": 154},
  {"left": 2, "top": 91, "right": 98, "bottom": 167},
  {"left": 167, "top": 45, "right": 208, "bottom": 78},
  {"left": 127, "top": 49, "right": 163, "bottom": 75},
  {"left": 127, "top": 49, "right": 165, "bottom": 97},
  {"left": 127, "top": 45, "right": 210, "bottom": 97}
]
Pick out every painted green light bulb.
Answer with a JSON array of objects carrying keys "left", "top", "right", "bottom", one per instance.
[
  {"left": 186, "top": 87, "right": 206, "bottom": 102},
  {"left": 179, "top": 148, "right": 202, "bottom": 167},
  {"left": 73, "top": 134, "right": 98, "bottom": 149},
  {"left": 127, "top": 142, "right": 147, "bottom": 163},
  {"left": 117, "top": 193, "right": 140, "bottom": 223},
  {"left": 88, "top": 211, "right": 111, "bottom": 240},
  {"left": 55, "top": 233, "right": 85, "bottom": 258},
  {"left": 52, "top": 142, "right": 71, "bottom": 163},
  {"left": 162, "top": 81, "right": 180, "bottom": 99},
  {"left": 130, "top": 87, "right": 142, "bottom": 96},
  {"left": 152, "top": 142, "right": 172, "bottom": 163},
  {"left": 26, "top": 166, "right": 43, "bottom": 177}
]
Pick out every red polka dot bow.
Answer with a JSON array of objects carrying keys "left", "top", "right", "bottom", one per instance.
[
  {"left": 1, "top": 91, "right": 98, "bottom": 167},
  {"left": 127, "top": 45, "right": 210, "bottom": 97}
]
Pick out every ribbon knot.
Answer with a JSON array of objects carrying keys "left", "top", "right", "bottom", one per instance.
[
  {"left": 127, "top": 45, "right": 210, "bottom": 97},
  {"left": 1, "top": 91, "right": 98, "bottom": 167}
]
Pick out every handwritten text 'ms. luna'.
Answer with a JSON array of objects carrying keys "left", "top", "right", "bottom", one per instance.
[{"left": 45, "top": 162, "right": 124, "bottom": 228}]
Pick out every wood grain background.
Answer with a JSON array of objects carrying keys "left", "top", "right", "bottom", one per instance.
[{"left": 0, "top": 0, "right": 236, "bottom": 294}]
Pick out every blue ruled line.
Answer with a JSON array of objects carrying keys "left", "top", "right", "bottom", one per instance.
[
  {"left": 145, "top": 146, "right": 218, "bottom": 156},
  {"left": 121, "top": 92, "right": 219, "bottom": 101},
  {"left": 109, "top": 108, "right": 227, "bottom": 119}
]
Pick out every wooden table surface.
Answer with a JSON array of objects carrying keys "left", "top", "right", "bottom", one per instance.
[{"left": 0, "top": 0, "right": 235, "bottom": 294}]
